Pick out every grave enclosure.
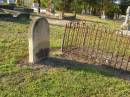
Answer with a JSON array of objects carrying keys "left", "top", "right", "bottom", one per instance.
[
  {"left": 62, "top": 21, "right": 130, "bottom": 72},
  {"left": 28, "top": 16, "right": 130, "bottom": 72}
]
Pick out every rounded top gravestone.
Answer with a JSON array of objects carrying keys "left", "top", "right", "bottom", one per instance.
[{"left": 28, "top": 17, "right": 50, "bottom": 64}]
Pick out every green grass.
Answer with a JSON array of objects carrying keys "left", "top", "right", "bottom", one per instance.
[
  {"left": 76, "top": 15, "right": 122, "bottom": 29},
  {"left": 0, "top": 17, "right": 130, "bottom": 97},
  {"left": 50, "top": 25, "right": 64, "bottom": 48},
  {"left": 57, "top": 12, "right": 122, "bottom": 29},
  {"left": 0, "top": 19, "right": 64, "bottom": 64},
  {"left": 1, "top": 64, "right": 130, "bottom": 97},
  {"left": 0, "top": 19, "right": 29, "bottom": 65}
]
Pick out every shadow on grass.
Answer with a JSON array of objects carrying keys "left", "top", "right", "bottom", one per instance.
[
  {"left": 0, "top": 18, "right": 31, "bottom": 24},
  {"left": 35, "top": 57, "right": 130, "bottom": 81}
]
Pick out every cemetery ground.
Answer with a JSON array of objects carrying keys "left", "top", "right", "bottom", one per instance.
[{"left": 1, "top": 16, "right": 130, "bottom": 97}]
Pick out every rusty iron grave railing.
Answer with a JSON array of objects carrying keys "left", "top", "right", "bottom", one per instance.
[{"left": 62, "top": 21, "right": 130, "bottom": 71}]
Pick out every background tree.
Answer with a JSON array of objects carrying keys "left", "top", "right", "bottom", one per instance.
[
  {"left": 120, "top": 0, "right": 130, "bottom": 14},
  {"left": 38, "top": 0, "right": 41, "bottom": 14},
  {"left": 41, "top": 0, "right": 48, "bottom": 8},
  {"left": 38, "top": 0, "right": 124, "bottom": 19}
]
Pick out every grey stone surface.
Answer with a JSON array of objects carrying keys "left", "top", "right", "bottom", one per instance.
[
  {"left": 28, "top": 17, "right": 50, "bottom": 63},
  {"left": 121, "top": 6, "right": 130, "bottom": 30}
]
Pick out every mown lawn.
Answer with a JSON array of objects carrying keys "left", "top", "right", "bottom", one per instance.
[
  {"left": 0, "top": 17, "right": 130, "bottom": 97},
  {"left": 62, "top": 12, "right": 122, "bottom": 29},
  {"left": 76, "top": 15, "right": 122, "bottom": 29}
]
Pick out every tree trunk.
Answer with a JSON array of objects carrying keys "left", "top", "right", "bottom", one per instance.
[
  {"left": 113, "top": 13, "right": 117, "bottom": 20},
  {"left": 89, "top": 7, "right": 92, "bottom": 15},
  {"left": 121, "top": 6, "right": 130, "bottom": 30},
  {"left": 74, "top": 11, "right": 76, "bottom": 18},
  {"left": 59, "top": 0, "right": 66, "bottom": 19},
  {"left": 59, "top": 10, "right": 64, "bottom": 19},
  {"left": 15, "top": 0, "right": 20, "bottom": 5},
  {"left": 48, "top": 0, "right": 52, "bottom": 12},
  {"left": 101, "top": 10, "right": 106, "bottom": 19},
  {"left": 38, "top": 0, "right": 41, "bottom": 14}
]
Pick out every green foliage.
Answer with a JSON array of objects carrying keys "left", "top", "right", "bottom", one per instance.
[
  {"left": 21, "top": 0, "right": 123, "bottom": 16},
  {"left": 111, "top": 4, "right": 121, "bottom": 13},
  {"left": 53, "top": 0, "right": 64, "bottom": 10},
  {"left": 0, "top": 62, "right": 130, "bottom": 97},
  {"left": 40, "top": 0, "right": 48, "bottom": 8},
  {"left": 0, "top": 17, "right": 129, "bottom": 97},
  {"left": 106, "top": 3, "right": 121, "bottom": 19},
  {"left": 70, "top": 0, "right": 84, "bottom": 12},
  {"left": 0, "top": 19, "right": 64, "bottom": 65}
]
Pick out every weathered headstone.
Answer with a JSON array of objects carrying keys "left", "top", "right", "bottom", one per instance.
[{"left": 28, "top": 17, "right": 50, "bottom": 63}]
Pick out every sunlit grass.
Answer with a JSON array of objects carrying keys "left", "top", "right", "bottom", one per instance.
[
  {"left": 76, "top": 15, "right": 122, "bottom": 29},
  {"left": 0, "top": 17, "right": 130, "bottom": 97},
  {"left": 0, "top": 19, "right": 64, "bottom": 64}
]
